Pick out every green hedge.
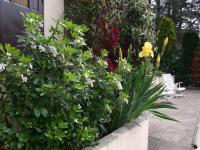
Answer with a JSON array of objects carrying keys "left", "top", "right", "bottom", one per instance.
[{"left": 182, "top": 30, "right": 199, "bottom": 85}]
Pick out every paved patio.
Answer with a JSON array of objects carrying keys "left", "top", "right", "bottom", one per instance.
[{"left": 148, "top": 89, "right": 200, "bottom": 150}]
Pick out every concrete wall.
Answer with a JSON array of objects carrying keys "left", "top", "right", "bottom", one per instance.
[
  {"left": 44, "top": 0, "right": 64, "bottom": 36},
  {"left": 84, "top": 116, "right": 149, "bottom": 150}
]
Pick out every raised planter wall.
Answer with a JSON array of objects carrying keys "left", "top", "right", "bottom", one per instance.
[
  {"left": 84, "top": 116, "right": 148, "bottom": 150},
  {"left": 44, "top": 0, "right": 64, "bottom": 36}
]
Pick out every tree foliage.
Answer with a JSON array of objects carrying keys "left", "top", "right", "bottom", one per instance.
[
  {"left": 151, "top": 0, "right": 200, "bottom": 32},
  {"left": 182, "top": 30, "right": 199, "bottom": 85},
  {"left": 157, "top": 16, "right": 177, "bottom": 72}
]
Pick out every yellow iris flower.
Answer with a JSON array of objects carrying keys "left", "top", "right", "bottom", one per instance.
[{"left": 139, "top": 42, "right": 154, "bottom": 58}]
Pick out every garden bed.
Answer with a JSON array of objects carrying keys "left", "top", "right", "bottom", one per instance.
[{"left": 84, "top": 116, "right": 148, "bottom": 150}]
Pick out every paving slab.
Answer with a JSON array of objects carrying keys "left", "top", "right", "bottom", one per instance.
[{"left": 148, "top": 90, "right": 200, "bottom": 150}]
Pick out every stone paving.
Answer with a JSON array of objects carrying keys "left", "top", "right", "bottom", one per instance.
[{"left": 148, "top": 90, "right": 200, "bottom": 150}]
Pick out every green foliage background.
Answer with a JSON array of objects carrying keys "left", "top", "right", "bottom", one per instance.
[
  {"left": 180, "top": 30, "right": 199, "bottom": 85},
  {"left": 157, "top": 17, "right": 177, "bottom": 73},
  {"left": 64, "top": 0, "right": 156, "bottom": 63}
]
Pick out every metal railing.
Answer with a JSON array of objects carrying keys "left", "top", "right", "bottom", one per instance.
[{"left": 191, "top": 112, "right": 200, "bottom": 150}]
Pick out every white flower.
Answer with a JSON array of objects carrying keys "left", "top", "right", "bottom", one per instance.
[
  {"left": 39, "top": 45, "right": 46, "bottom": 53},
  {"left": 18, "top": 63, "right": 23, "bottom": 66},
  {"left": 29, "top": 63, "right": 33, "bottom": 69},
  {"left": 74, "top": 119, "right": 79, "bottom": 123},
  {"left": 31, "top": 45, "right": 37, "bottom": 49},
  {"left": 29, "top": 18, "right": 34, "bottom": 24},
  {"left": 87, "top": 79, "right": 95, "bottom": 87},
  {"left": 0, "top": 63, "right": 7, "bottom": 72},
  {"left": 74, "top": 37, "right": 86, "bottom": 46},
  {"left": 6, "top": 52, "right": 11, "bottom": 60},
  {"left": 39, "top": 22, "right": 43, "bottom": 28},
  {"left": 115, "top": 80, "right": 123, "bottom": 90},
  {"left": 21, "top": 75, "right": 28, "bottom": 83},
  {"left": 49, "top": 46, "right": 58, "bottom": 57},
  {"left": 77, "top": 29, "right": 84, "bottom": 36},
  {"left": 27, "top": 69, "right": 31, "bottom": 75},
  {"left": 6, "top": 52, "right": 11, "bottom": 57}
]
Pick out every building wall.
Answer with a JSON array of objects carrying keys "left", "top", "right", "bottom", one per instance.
[{"left": 44, "top": 0, "right": 64, "bottom": 36}]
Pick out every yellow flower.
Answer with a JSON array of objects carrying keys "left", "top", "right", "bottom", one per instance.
[
  {"left": 156, "top": 54, "right": 161, "bottom": 66},
  {"left": 163, "top": 37, "right": 169, "bottom": 47},
  {"left": 139, "top": 42, "right": 154, "bottom": 58}
]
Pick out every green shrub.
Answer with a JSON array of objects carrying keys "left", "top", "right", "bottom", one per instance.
[
  {"left": 181, "top": 30, "right": 199, "bottom": 85},
  {"left": 157, "top": 17, "right": 177, "bottom": 72},
  {"left": 0, "top": 13, "right": 123, "bottom": 150},
  {"left": 0, "top": 13, "right": 176, "bottom": 149}
]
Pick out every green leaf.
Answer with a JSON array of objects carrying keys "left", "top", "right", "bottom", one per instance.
[
  {"left": 150, "top": 110, "right": 178, "bottom": 122},
  {"left": 73, "top": 83, "right": 87, "bottom": 90},
  {"left": 147, "top": 103, "right": 177, "bottom": 110},
  {"left": 40, "top": 107, "right": 48, "bottom": 118},
  {"left": 65, "top": 72, "right": 77, "bottom": 82},
  {"left": 34, "top": 107, "right": 41, "bottom": 118},
  {"left": 82, "top": 50, "right": 92, "bottom": 60},
  {"left": 65, "top": 46, "right": 76, "bottom": 56},
  {"left": 17, "top": 143, "right": 24, "bottom": 149},
  {"left": 20, "top": 56, "right": 31, "bottom": 63},
  {"left": 34, "top": 78, "right": 40, "bottom": 85},
  {"left": 5, "top": 43, "right": 20, "bottom": 57},
  {"left": 0, "top": 43, "right": 4, "bottom": 53},
  {"left": 101, "top": 49, "right": 109, "bottom": 57}
]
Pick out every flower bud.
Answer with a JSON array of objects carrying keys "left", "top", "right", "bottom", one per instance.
[
  {"left": 119, "top": 48, "right": 123, "bottom": 59},
  {"left": 156, "top": 54, "right": 161, "bottom": 67},
  {"left": 164, "top": 37, "right": 169, "bottom": 47}
]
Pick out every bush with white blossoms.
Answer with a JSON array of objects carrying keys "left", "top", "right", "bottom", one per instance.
[{"left": 0, "top": 13, "right": 130, "bottom": 150}]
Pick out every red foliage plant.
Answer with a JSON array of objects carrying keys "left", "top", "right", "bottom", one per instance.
[
  {"left": 95, "top": 18, "right": 120, "bottom": 72},
  {"left": 106, "top": 58, "right": 117, "bottom": 72}
]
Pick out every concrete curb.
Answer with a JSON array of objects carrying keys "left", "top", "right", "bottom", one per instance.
[{"left": 84, "top": 116, "right": 149, "bottom": 150}]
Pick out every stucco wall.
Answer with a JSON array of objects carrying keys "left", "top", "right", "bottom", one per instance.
[
  {"left": 44, "top": 0, "right": 64, "bottom": 36},
  {"left": 84, "top": 116, "right": 149, "bottom": 150}
]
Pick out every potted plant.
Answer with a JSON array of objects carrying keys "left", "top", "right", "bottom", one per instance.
[{"left": 0, "top": 13, "right": 176, "bottom": 150}]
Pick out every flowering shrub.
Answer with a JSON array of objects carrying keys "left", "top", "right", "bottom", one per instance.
[
  {"left": 0, "top": 13, "right": 176, "bottom": 149},
  {"left": 0, "top": 13, "right": 125, "bottom": 150}
]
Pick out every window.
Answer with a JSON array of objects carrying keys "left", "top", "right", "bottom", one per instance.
[{"left": 14, "top": 0, "right": 28, "bottom": 7}]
